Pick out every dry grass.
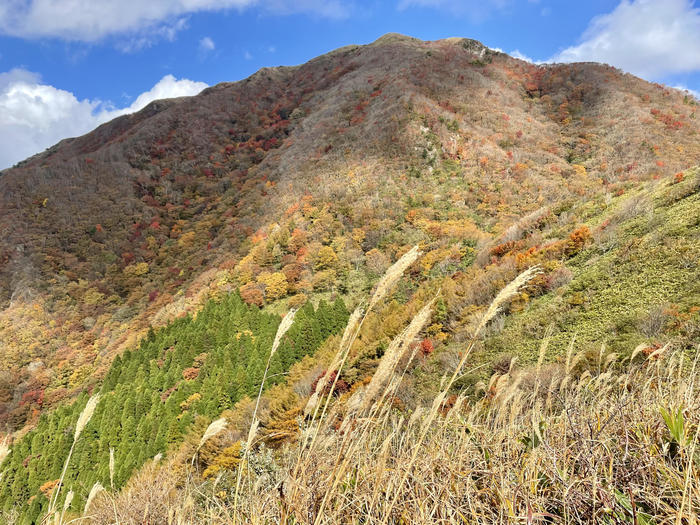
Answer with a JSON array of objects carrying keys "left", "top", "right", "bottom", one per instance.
[
  {"left": 347, "top": 299, "right": 435, "bottom": 414},
  {"left": 0, "top": 437, "right": 10, "bottom": 466},
  {"left": 82, "top": 266, "right": 699, "bottom": 524},
  {"left": 304, "top": 306, "right": 363, "bottom": 418},
  {"left": 198, "top": 418, "right": 229, "bottom": 451},
  {"left": 368, "top": 246, "right": 422, "bottom": 311},
  {"left": 45, "top": 393, "right": 99, "bottom": 523},
  {"left": 83, "top": 482, "right": 104, "bottom": 515},
  {"left": 88, "top": 459, "right": 183, "bottom": 525},
  {"left": 163, "top": 346, "right": 698, "bottom": 525}
]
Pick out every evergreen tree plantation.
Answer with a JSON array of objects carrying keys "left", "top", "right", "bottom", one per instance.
[{"left": 0, "top": 292, "right": 347, "bottom": 523}]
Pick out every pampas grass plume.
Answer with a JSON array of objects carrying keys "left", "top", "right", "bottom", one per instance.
[
  {"left": 304, "top": 306, "right": 363, "bottom": 417},
  {"left": 353, "top": 299, "right": 434, "bottom": 412},
  {"left": 0, "top": 437, "right": 10, "bottom": 466},
  {"left": 75, "top": 394, "right": 100, "bottom": 441},
  {"left": 199, "top": 418, "right": 228, "bottom": 450},
  {"left": 271, "top": 308, "right": 297, "bottom": 359},
  {"left": 368, "top": 246, "right": 421, "bottom": 311},
  {"left": 62, "top": 490, "right": 74, "bottom": 512},
  {"left": 473, "top": 266, "right": 542, "bottom": 337},
  {"left": 83, "top": 482, "right": 104, "bottom": 514},
  {"left": 109, "top": 447, "right": 115, "bottom": 489}
]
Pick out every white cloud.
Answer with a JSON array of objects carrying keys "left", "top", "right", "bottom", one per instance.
[
  {"left": 0, "top": 0, "right": 350, "bottom": 43},
  {"left": 509, "top": 49, "right": 534, "bottom": 63},
  {"left": 489, "top": 46, "right": 543, "bottom": 64},
  {"left": 244, "top": 50, "right": 253, "bottom": 60},
  {"left": 0, "top": 70, "right": 207, "bottom": 169},
  {"left": 199, "top": 36, "right": 215, "bottom": 52},
  {"left": 673, "top": 85, "right": 700, "bottom": 100},
  {"left": 553, "top": 0, "right": 700, "bottom": 79},
  {"left": 116, "top": 18, "right": 189, "bottom": 53},
  {"left": 121, "top": 75, "right": 208, "bottom": 112}
]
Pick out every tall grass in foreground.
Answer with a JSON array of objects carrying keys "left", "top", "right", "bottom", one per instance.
[
  {"left": 84, "top": 262, "right": 699, "bottom": 524},
  {"left": 152, "top": 345, "right": 698, "bottom": 524},
  {"left": 45, "top": 393, "right": 99, "bottom": 524}
]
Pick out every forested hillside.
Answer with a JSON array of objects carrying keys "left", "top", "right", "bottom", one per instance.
[
  {"left": 0, "top": 293, "right": 347, "bottom": 522},
  {"left": 1, "top": 35, "right": 698, "bottom": 434},
  {"left": 0, "top": 34, "right": 698, "bottom": 524}
]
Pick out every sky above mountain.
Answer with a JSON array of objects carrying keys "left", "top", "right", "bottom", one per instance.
[{"left": 1, "top": 0, "right": 699, "bottom": 170}]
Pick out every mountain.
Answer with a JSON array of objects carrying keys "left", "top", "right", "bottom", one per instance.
[{"left": 0, "top": 34, "right": 698, "bottom": 523}]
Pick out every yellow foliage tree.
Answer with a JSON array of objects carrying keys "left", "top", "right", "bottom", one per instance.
[
  {"left": 315, "top": 246, "right": 338, "bottom": 270},
  {"left": 572, "top": 164, "right": 587, "bottom": 177},
  {"left": 178, "top": 231, "right": 197, "bottom": 248},
  {"left": 202, "top": 442, "right": 243, "bottom": 479},
  {"left": 257, "top": 272, "right": 288, "bottom": 300},
  {"left": 83, "top": 288, "right": 105, "bottom": 305},
  {"left": 351, "top": 228, "right": 366, "bottom": 245},
  {"left": 123, "top": 262, "right": 149, "bottom": 276}
]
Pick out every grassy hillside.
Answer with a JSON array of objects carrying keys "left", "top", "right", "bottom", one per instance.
[
  {"left": 483, "top": 167, "right": 700, "bottom": 363},
  {"left": 0, "top": 170, "right": 697, "bottom": 523}
]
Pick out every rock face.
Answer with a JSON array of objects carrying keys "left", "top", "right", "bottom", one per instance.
[{"left": 0, "top": 33, "right": 698, "bottom": 430}]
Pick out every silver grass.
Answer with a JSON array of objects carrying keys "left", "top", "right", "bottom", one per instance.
[
  {"left": 564, "top": 334, "right": 578, "bottom": 375},
  {"left": 74, "top": 394, "right": 100, "bottom": 441},
  {"left": 368, "top": 246, "right": 422, "bottom": 311},
  {"left": 83, "top": 482, "right": 104, "bottom": 515},
  {"left": 198, "top": 418, "right": 228, "bottom": 450},
  {"left": 304, "top": 306, "right": 363, "bottom": 417},
  {"left": 408, "top": 406, "right": 424, "bottom": 427},
  {"left": 247, "top": 307, "right": 297, "bottom": 439},
  {"left": 48, "top": 393, "right": 100, "bottom": 517},
  {"left": 306, "top": 247, "right": 421, "bottom": 421},
  {"left": 352, "top": 299, "right": 434, "bottom": 413},
  {"left": 0, "top": 437, "right": 9, "bottom": 466},
  {"left": 473, "top": 266, "right": 542, "bottom": 337},
  {"left": 58, "top": 489, "right": 74, "bottom": 524},
  {"left": 338, "top": 306, "right": 364, "bottom": 354},
  {"left": 244, "top": 418, "right": 260, "bottom": 450},
  {"left": 271, "top": 308, "right": 297, "bottom": 359},
  {"left": 384, "top": 267, "right": 543, "bottom": 517},
  {"left": 234, "top": 307, "right": 297, "bottom": 515},
  {"left": 630, "top": 343, "right": 648, "bottom": 362},
  {"left": 109, "top": 447, "right": 115, "bottom": 489},
  {"left": 648, "top": 342, "right": 671, "bottom": 360},
  {"left": 62, "top": 490, "right": 74, "bottom": 512}
]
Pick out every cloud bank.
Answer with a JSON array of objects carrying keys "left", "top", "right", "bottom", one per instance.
[
  {"left": 0, "top": 70, "right": 207, "bottom": 169},
  {"left": 553, "top": 0, "right": 700, "bottom": 79},
  {"left": 0, "top": 0, "right": 350, "bottom": 42}
]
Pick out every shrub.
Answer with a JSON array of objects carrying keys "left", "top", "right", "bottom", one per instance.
[
  {"left": 310, "top": 370, "right": 349, "bottom": 397},
  {"left": 565, "top": 226, "right": 591, "bottom": 257},
  {"left": 182, "top": 367, "right": 200, "bottom": 381},
  {"left": 240, "top": 283, "right": 264, "bottom": 307}
]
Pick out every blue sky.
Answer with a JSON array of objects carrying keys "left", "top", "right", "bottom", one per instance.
[{"left": 1, "top": 0, "right": 699, "bottom": 169}]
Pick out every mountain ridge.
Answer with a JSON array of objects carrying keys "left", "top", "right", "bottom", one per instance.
[{"left": 0, "top": 32, "right": 697, "bottom": 433}]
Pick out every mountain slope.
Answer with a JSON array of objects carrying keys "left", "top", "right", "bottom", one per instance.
[
  {"left": 2, "top": 167, "right": 698, "bottom": 523},
  {"left": 0, "top": 33, "right": 699, "bottom": 524},
  {"left": 0, "top": 34, "right": 698, "bottom": 432}
]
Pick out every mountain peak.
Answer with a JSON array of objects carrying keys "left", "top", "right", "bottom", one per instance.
[{"left": 371, "top": 32, "right": 421, "bottom": 45}]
